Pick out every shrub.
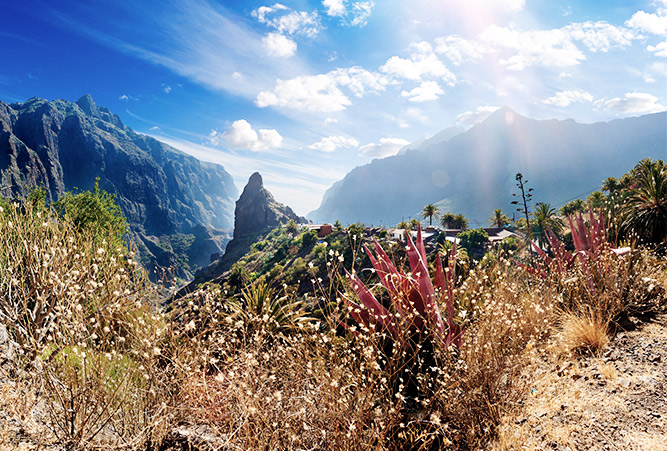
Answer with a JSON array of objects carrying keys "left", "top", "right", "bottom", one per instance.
[
  {"left": 457, "top": 228, "right": 489, "bottom": 260},
  {"left": 0, "top": 198, "right": 173, "bottom": 448},
  {"left": 54, "top": 178, "right": 128, "bottom": 249}
]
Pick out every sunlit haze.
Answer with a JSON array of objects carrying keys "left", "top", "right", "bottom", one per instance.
[{"left": 1, "top": 0, "right": 666, "bottom": 216}]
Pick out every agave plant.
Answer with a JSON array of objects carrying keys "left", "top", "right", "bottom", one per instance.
[
  {"left": 516, "top": 209, "right": 643, "bottom": 319},
  {"left": 229, "top": 279, "right": 307, "bottom": 332},
  {"left": 517, "top": 209, "right": 629, "bottom": 279},
  {"left": 341, "top": 226, "right": 463, "bottom": 350}
]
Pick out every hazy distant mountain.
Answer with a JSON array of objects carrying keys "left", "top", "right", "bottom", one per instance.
[
  {"left": 309, "top": 107, "right": 667, "bottom": 227},
  {"left": 397, "top": 126, "right": 464, "bottom": 155},
  {"left": 0, "top": 95, "right": 238, "bottom": 278}
]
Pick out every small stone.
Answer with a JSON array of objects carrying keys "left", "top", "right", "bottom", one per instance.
[
  {"left": 639, "top": 376, "right": 656, "bottom": 386},
  {"left": 515, "top": 418, "right": 527, "bottom": 425},
  {"left": 649, "top": 355, "right": 661, "bottom": 363},
  {"left": 618, "top": 378, "right": 631, "bottom": 388}
]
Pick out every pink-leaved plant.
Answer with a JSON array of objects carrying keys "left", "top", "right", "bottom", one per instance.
[
  {"left": 517, "top": 209, "right": 631, "bottom": 291},
  {"left": 342, "top": 226, "right": 463, "bottom": 350}
]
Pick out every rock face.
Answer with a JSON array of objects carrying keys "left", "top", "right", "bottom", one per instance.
[
  {"left": 309, "top": 108, "right": 667, "bottom": 226},
  {"left": 0, "top": 95, "right": 238, "bottom": 278},
  {"left": 233, "top": 172, "right": 303, "bottom": 240},
  {"left": 181, "top": 172, "right": 305, "bottom": 293}
]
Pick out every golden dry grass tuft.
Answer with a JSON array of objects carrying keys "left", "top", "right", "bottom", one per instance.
[{"left": 559, "top": 310, "right": 611, "bottom": 355}]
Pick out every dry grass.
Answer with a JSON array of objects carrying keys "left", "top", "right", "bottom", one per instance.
[{"left": 559, "top": 310, "right": 611, "bottom": 355}]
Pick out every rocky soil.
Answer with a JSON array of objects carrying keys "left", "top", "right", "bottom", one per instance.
[{"left": 495, "top": 314, "right": 667, "bottom": 451}]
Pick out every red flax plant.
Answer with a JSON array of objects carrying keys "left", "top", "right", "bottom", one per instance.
[
  {"left": 341, "top": 225, "right": 465, "bottom": 419},
  {"left": 516, "top": 209, "right": 658, "bottom": 350},
  {"left": 342, "top": 226, "right": 464, "bottom": 351}
]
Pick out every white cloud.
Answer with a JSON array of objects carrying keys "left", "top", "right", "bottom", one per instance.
[
  {"left": 252, "top": 4, "right": 321, "bottom": 38},
  {"left": 358, "top": 137, "right": 410, "bottom": 158},
  {"left": 434, "top": 35, "right": 483, "bottom": 65},
  {"left": 256, "top": 67, "right": 386, "bottom": 112},
  {"left": 455, "top": 106, "right": 499, "bottom": 128},
  {"left": 324, "top": 117, "right": 338, "bottom": 124},
  {"left": 625, "top": 10, "right": 667, "bottom": 35},
  {"left": 163, "top": 85, "right": 172, "bottom": 93},
  {"left": 262, "top": 32, "right": 297, "bottom": 57},
  {"left": 256, "top": 74, "right": 349, "bottom": 112},
  {"left": 119, "top": 94, "right": 129, "bottom": 101},
  {"left": 401, "top": 81, "right": 444, "bottom": 102},
  {"left": 149, "top": 126, "right": 160, "bottom": 131},
  {"left": 433, "top": 20, "right": 638, "bottom": 72},
  {"left": 648, "top": 40, "right": 667, "bottom": 56},
  {"left": 479, "top": 25, "right": 586, "bottom": 70},
  {"left": 232, "top": 71, "right": 243, "bottom": 80},
  {"left": 308, "top": 135, "right": 359, "bottom": 152},
  {"left": 210, "top": 119, "right": 283, "bottom": 151},
  {"left": 542, "top": 90, "right": 593, "bottom": 107},
  {"left": 558, "top": 72, "right": 572, "bottom": 79},
  {"left": 380, "top": 42, "right": 456, "bottom": 84},
  {"left": 348, "top": 2, "right": 374, "bottom": 26},
  {"left": 322, "top": 0, "right": 345, "bottom": 16},
  {"left": 564, "top": 21, "right": 637, "bottom": 52},
  {"left": 598, "top": 92, "right": 666, "bottom": 114},
  {"left": 322, "top": 0, "right": 374, "bottom": 27}
]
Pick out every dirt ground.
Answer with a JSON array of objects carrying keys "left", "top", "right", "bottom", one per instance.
[{"left": 494, "top": 314, "right": 667, "bottom": 451}]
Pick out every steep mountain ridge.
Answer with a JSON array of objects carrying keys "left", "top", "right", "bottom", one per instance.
[
  {"left": 309, "top": 108, "right": 667, "bottom": 226},
  {"left": 181, "top": 172, "right": 306, "bottom": 294},
  {"left": 0, "top": 95, "right": 238, "bottom": 278}
]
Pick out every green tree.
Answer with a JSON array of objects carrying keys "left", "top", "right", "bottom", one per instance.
[
  {"left": 421, "top": 203, "right": 440, "bottom": 226},
  {"left": 532, "top": 202, "right": 563, "bottom": 248},
  {"left": 488, "top": 208, "right": 510, "bottom": 228},
  {"left": 621, "top": 158, "right": 667, "bottom": 245},
  {"left": 286, "top": 219, "right": 299, "bottom": 237},
  {"left": 560, "top": 198, "right": 585, "bottom": 217},
  {"left": 601, "top": 176, "right": 621, "bottom": 194},
  {"left": 587, "top": 190, "right": 606, "bottom": 210},
  {"left": 409, "top": 218, "right": 421, "bottom": 229},
  {"left": 453, "top": 213, "right": 468, "bottom": 230},
  {"left": 440, "top": 212, "right": 456, "bottom": 229},
  {"left": 457, "top": 228, "right": 489, "bottom": 260},
  {"left": 397, "top": 220, "right": 410, "bottom": 229},
  {"left": 54, "top": 178, "right": 127, "bottom": 249}
]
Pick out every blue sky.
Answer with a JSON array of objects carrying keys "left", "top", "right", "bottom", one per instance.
[{"left": 1, "top": 0, "right": 666, "bottom": 216}]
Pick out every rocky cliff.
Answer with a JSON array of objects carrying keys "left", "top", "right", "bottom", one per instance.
[
  {"left": 181, "top": 172, "right": 306, "bottom": 294},
  {"left": 0, "top": 95, "right": 238, "bottom": 279}
]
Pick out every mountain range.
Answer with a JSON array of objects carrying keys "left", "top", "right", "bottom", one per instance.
[
  {"left": 0, "top": 95, "right": 237, "bottom": 279},
  {"left": 309, "top": 107, "right": 667, "bottom": 227}
]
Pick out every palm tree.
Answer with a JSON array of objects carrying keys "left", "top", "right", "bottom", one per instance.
[
  {"left": 453, "top": 213, "right": 468, "bottom": 230},
  {"left": 421, "top": 203, "right": 440, "bottom": 226},
  {"left": 441, "top": 212, "right": 456, "bottom": 229},
  {"left": 488, "top": 209, "right": 510, "bottom": 228},
  {"left": 621, "top": 159, "right": 667, "bottom": 245},
  {"left": 601, "top": 177, "right": 620, "bottom": 194},
  {"left": 409, "top": 218, "right": 421, "bottom": 229},
  {"left": 560, "top": 198, "right": 585, "bottom": 217},
  {"left": 532, "top": 202, "right": 563, "bottom": 248},
  {"left": 587, "top": 191, "right": 606, "bottom": 210}
]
